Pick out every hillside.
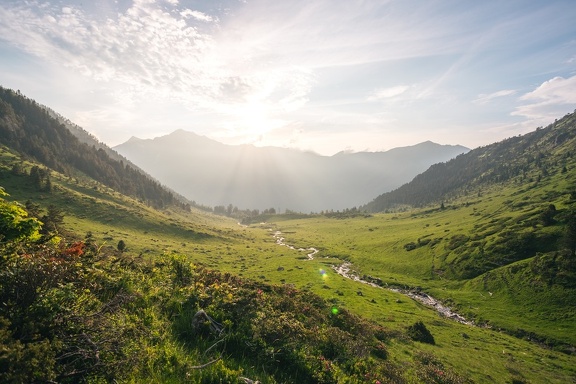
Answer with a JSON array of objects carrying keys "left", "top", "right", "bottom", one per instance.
[
  {"left": 3, "top": 144, "right": 576, "bottom": 383},
  {"left": 263, "top": 111, "right": 576, "bottom": 352},
  {"left": 1, "top": 88, "right": 576, "bottom": 383},
  {"left": 362, "top": 111, "right": 576, "bottom": 212},
  {"left": 114, "top": 130, "right": 468, "bottom": 212},
  {"left": 0, "top": 86, "right": 185, "bottom": 210},
  {"left": 0, "top": 120, "right": 476, "bottom": 383}
]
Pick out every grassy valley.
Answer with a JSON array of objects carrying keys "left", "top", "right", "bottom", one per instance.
[
  {"left": 2, "top": 145, "right": 576, "bottom": 383},
  {"left": 1, "top": 87, "right": 576, "bottom": 383}
]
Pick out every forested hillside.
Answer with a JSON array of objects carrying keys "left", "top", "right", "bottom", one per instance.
[
  {"left": 362, "top": 111, "right": 576, "bottom": 212},
  {"left": 0, "top": 87, "right": 184, "bottom": 209}
]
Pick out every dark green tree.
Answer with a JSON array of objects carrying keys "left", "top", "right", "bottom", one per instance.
[
  {"left": 25, "top": 200, "right": 42, "bottom": 218},
  {"left": 28, "top": 166, "right": 52, "bottom": 192},
  {"left": 406, "top": 321, "right": 435, "bottom": 345},
  {"left": 10, "top": 162, "right": 25, "bottom": 176},
  {"left": 540, "top": 204, "right": 557, "bottom": 226},
  {"left": 43, "top": 175, "right": 52, "bottom": 192},
  {"left": 117, "top": 240, "right": 126, "bottom": 252},
  {"left": 40, "top": 205, "right": 64, "bottom": 234},
  {"left": 29, "top": 166, "right": 42, "bottom": 190}
]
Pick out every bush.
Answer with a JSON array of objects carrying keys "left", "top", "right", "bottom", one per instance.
[
  {"left": 404, "top": 242, "right": 417, "bottom": 251},
  {"left": 407, "top": 321, "right": 435, "bottom": 345}
]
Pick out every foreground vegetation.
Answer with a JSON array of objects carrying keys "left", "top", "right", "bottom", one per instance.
[
  {"left": 0, "top": 167, "right": 472, "bottom": 383},
  {"left": 1, "top": 88, "right": 576, "bottom": 382},
  {"left": 2, "top": 142, "right": 576, "bottom": 383}
]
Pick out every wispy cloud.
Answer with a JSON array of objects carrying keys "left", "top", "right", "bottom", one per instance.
[
  {"left": 0, "top": 0, "right": 575, "bottom": 154},
  {"left": 519, "top": 76, "right": 576, "bottom": 104},
  {"left": 473, "top": 89, "right": 516, "bottom": 105},
  {"left": 0, "top": 0, "right": 311, "bottom": 114},
  {"left": 180, "top": 9, "right": 214, "bottom": 22},
  {"left": 368, "top": 85, "right": 410, "bottom": 101},
  {"left": 512, "top": 75, "right": 576, "bottom": 121}
]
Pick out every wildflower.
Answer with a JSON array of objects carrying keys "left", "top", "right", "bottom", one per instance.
[{"left": 63, "top": 241, "right": 85, "bottom": 257}]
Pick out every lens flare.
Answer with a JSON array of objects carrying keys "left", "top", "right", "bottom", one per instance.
[
  {"left": 331, "top": 307, "right": 339, "bottom": 315},
  {"left": 319, "top": 269, "right": 328, "bottom": 279}
]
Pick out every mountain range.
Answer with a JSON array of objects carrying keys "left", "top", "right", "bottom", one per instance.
[
  {"left": 2, "top": 86, "right": 576, "bottom": 382},
  {"left": 114, "top": 131, "right": 468, "bottom": 212}
]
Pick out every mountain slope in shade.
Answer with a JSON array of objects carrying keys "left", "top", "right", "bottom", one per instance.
[
  {"left": 0, "top": 86, "right": 185, "bottom": 209},
  {"left": 114, "top": 131, "right": 468, "bottom": 212},
  {"left": 362, "top": 110, "right": 576, "bottom": 212}
]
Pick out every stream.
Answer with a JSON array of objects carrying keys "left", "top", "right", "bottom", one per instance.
[
  {"left": 273, "top": 230, "right": 318, "bottom": 260},
  {"left": 272, "top": 230, "right": 474, "bottom": 326}
]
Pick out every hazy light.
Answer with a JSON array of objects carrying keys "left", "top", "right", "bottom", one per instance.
[{"left": 0, "top": 1, "right": 575, "bottom": 153}]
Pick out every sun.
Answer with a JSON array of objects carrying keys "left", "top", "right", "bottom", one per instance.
[{"left": 229, "top": 101, "right": 286, "bottom": 140}]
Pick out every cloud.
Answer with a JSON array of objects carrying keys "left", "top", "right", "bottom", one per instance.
[
  {"left": 180, "top": 9, "right": 214, "bottom": 22},
  {"left": 512, "top": 75, "right": 576, "bottom": 121},
  {"left": 0, "top": 0, "right": 312, "bottom": 117},
  {"left": 368, "top": 85, "right": 409, "bottom": 101},
  {"left": 519, "top": 76, "right": 576, "bottom": 104},
  {"left": 473, "top": 89, "right": 516, "bottom": 104},
  {"left": 2, "top": 0, "right": 575, "bottom": 155}
]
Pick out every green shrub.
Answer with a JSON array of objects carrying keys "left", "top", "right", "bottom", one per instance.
[{"left": 406, "top": 321, "right": 435, "bottom": 345}]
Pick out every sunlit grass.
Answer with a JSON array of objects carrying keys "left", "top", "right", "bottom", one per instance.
[{"left": 2, "top": 145, "right": 576, "bottom": 383}]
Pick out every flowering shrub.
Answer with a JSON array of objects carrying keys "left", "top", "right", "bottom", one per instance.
[
  {"left": 0, "top": 239, "right": 141, "bottom": 383},
  {"left": 166, "top": 263, "right": 410, "bottom": 383}
]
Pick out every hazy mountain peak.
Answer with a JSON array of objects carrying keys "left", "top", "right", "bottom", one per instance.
[
  {"left": 114, "top": 131, "right": 469, "bottom": 211},
  {"left": 162, "top": 129, "right": 215, "bottom": 143},
  {"left": 126, "top": 136, "right": 143, "bottom": 143},
  {"left": 168, "top": 129, "right": 196, "bottom": 137}
]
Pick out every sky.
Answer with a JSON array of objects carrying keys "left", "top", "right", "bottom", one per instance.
[{"left": 1, "top": 0, "right": 576, "bottom": 155}]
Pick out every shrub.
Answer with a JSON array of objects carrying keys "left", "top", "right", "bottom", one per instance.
[
  {"left": 406, "top": 321, "right": 435, "bottom": 345},
  {"left": 404, "top": 242, "right": 417, "bottom": 251}
]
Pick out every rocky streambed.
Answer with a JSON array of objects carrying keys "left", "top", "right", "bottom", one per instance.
[
  {"left": 334, "top": 262, "right": 473, "bottom": 325},
  {"left": 273, "top": 230, "right": 474, "bottom": 326}
]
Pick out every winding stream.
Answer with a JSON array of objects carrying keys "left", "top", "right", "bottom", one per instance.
[
  {"left": 273, "top": 230, "right": 318, "bottom": 260},
  {"left": 272, "top": 230, "right": 474, "bottom": 326}
]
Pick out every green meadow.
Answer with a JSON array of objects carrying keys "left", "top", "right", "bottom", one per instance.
[{"left": 2, "top": 145, "right": 576, "bottom": 383}]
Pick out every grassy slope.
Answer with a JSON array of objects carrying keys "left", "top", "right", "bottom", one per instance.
[
  {"left": 264, "top": 158, "right": 576, "bottom": 334},
  {"left": 2, "top": 146, "right": 576, "bottom": 383},
  {"left": 253, "top": 154, "right": 576, "bottom": 381}
]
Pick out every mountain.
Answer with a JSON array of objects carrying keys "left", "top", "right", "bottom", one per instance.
[
  {"left": 0, "top": 86, "right": 187, "bottom": 210},
  {"left": 0, "top": 88, "right": 476, "bottom": 383},
  {"left": 1, "top": 87, "right": 576, "bottom": 383},
  {"left": 114, "top": 131, "right": 468, "bottom": 212},
  {"left": 362, "top": 111, "right": 576, "bottom": 212}
]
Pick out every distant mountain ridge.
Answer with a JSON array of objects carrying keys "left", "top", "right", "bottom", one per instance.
[
  {"left": 114, "top": 131, "right": 468, "bottom": 212},
  {"left": 362, "top": 110, "right": 576, "bottom": 212}
]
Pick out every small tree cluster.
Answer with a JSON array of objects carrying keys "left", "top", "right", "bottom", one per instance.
[
  {"left": 29, "top": 165, "right": 52, "bottom": 192},
  {"left": 406, "top": 321, "right": 435, "bottom": 345}
]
